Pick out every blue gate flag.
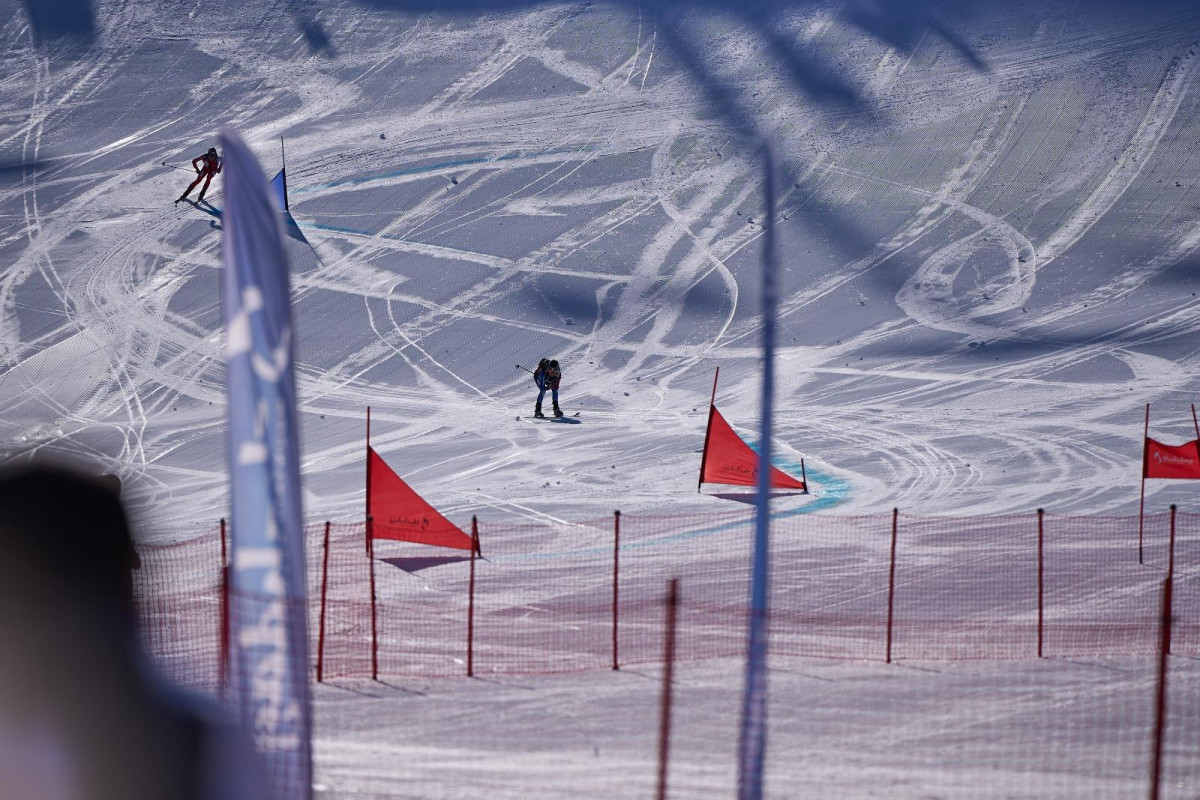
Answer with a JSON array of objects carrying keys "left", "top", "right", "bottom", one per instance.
[
  {"left": 270, "top": 167, "right": 310, "bottom": 245},
  {"left": 270, "top": 167, "right": 289, "bottom": 212},
  {"left": 219, "top": 129, "right": 312, "bottom": 800}
]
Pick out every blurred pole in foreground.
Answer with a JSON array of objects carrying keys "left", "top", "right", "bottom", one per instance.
[
  {"left": 657, "top": 578, "right": 679, "bottom": 800},
  {"left": 220, "top": 128, "right": 313, "bottom": 799},
  {"left": 738, "top": 138, "right": 779, "bottom": 800}
]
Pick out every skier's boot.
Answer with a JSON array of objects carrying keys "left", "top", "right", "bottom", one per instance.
[
  {"left": 553, "top": 403, "right": 564, "bottom": 418},
  {"left": 175, "top": 194, "right": 187, "bottom": 204},
  {"left": 534, "top": 402, "right": 545, "bottom": 419}
]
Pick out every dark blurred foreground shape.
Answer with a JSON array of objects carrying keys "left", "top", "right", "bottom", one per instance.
[
  {"left": 21, "top": 0, "right": 96, "bottom": 43},
  {"left": 0, "top": 459, "right": 264, "bottom": 800}
]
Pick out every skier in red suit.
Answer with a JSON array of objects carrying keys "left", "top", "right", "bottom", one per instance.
[{"left": 175, "top": 146, "right": 222, "bottom": 204}]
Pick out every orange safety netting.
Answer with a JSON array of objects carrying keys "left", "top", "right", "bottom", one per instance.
[{"left": 133, "top": 509, "right": 1196, "bottom": 687}]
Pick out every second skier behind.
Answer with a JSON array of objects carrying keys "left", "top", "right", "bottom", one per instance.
[
  {"left": 533, "top": 358, "right": 564, "bottom": 418},
  {"left": 175, "top": 146, "right": 222, "bottom": 204}
]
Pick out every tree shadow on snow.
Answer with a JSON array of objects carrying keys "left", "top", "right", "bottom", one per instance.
[
  {"left": 0, "top": 157, "right": 55, "bottom": 185},
  {"left": 336, "top": 0, "right": 995, "bottom": 132},
  {"left": 21, "top": 0, "right": 96, "bottom": 46},
  {"left": 324, "top": 0, "right": 998, "bottom": 294}
]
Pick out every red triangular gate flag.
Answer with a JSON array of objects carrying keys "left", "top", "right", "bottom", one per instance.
[
  {"left": 1143, "top": 437, "right": 1200, "bottom": 480},
  {"left": 699, "top": 405, "right": 806, "bottom": 490},
  {"left": 368, "top": 447, "right": 474, "bottom": 550}
]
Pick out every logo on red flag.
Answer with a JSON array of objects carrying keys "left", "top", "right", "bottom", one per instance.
[
  {"left": 699, "top": 406, "right": 806, "bottom": 490},
  {"left": 1143, "top": 437, "right": 1200, "bottom": 480},
  {"left": 368, "top": 447, "right": 474, "bottom": 550}
]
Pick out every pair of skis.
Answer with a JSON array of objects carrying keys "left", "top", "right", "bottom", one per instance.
[{"left": 520, "top": 413, "right": 581, "bottom": 424}]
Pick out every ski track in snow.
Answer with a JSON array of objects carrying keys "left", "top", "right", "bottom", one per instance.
[{"left": 2, "top": 3, "right": 1200, "bottom": 528}]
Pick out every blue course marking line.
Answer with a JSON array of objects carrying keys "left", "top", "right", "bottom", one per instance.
[
  {"left": 493, "top": 465, "right": 851, "bottom": 563},
  {"left": 299, "top": 220, "right": 393, "bottom": 238},
  {"left": 293, "top": 218, "right": 481, "bottom": 258}
]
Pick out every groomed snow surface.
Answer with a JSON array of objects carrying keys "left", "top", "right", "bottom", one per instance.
[
  {"left": 4, "top": 0, "right": 1200, "bottom": 796},
  {"left": 315, "top": 656, "right": 1199, "bottom": 799}
]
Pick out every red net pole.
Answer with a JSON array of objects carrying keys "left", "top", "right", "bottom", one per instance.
[
  {"left": 1139, "top": 403, "right": 1149, "bottom": 565},
  {"left": 1167, "top": 505, "right": 1176, "bottom": 656},
  {"left": 219, "top": 565, "right": 229, "bottom": 699},
  {"left": 612, "top": 510, "right": 621, "bottom": 671},
  {"left": 1149, "top": 575, "right": 1174, "bottom": 800},
  {"left": 317, "top": 521, "right": 330, "bottom": 683},
  {"left": 468, "top": 516, "right": 477, "bottom": 678},
  {"left": 1168, "top": 504, "right": 1177, "bottom": 580},
  {"left": 885, "top": 509, "right": 898, "bottom": 664},
  {"left": 656, "top": 578, "right": 679, "bottom": 800},
  {"left": 365, "top": 406, "right": 372, "bottom": 555},
  {"left": 218, "top": 518, "right": 229, "bottom": 698},
  {"left": 368, "top": 516, "right": 378, "bottom": 680},
  {"left": 800, "top": 458, "right": 808, "bottom": 494},
  {"left": 1037, "top": 508, "right": 1044, "bottom": 658}
]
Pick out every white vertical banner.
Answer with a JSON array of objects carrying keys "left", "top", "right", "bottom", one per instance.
[{"left": 219, "top": 128, "right": 312, "bottom": 799}]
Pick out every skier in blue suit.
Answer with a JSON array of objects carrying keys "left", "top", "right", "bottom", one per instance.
[{"left": 533, "top": 358, "right": 563, "bottom": 418}]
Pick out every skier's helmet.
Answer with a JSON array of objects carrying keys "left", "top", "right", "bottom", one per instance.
[
  {"left": 208, "top": 147, "right": 217, "bottom": 156},
  {"left": 538, "top": 358, "right": 549, "bottom": 370},
  {"left": 549, "top": 360, "right": 559, "bottom": 370}
]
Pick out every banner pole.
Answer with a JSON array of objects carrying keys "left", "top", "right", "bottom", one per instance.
[
  {"left": 656, "top": 578, "right": 679, "bottom": 800},
  {"left": 697, "top": 368, "right": 720, "bottom": 492},
  {"left": 800, "top": 458, "right": 808, "bottom": 494},
  {"left": 1149, "top": 576, "right": 1173, "bottom": 800},
  {"left": 886, "top": 509, "right": 898, "bottom": 664},
  {"left": 317, "top": 521, "right": 331, "bottom": 682},
  {"left": 1037, "top": 509, "right": 1044, "bottom": 659},
  {"left": 368, "top": 515, "right": 378, "bottom": 680},
  {"left": 1140, "top": 403, "right": 1149, "bottom": 565},
  {"left": 220, "top": 516, "right": 228, "bottom": 567},
  {"left": 613, "top": 510, "right": 621, "bottom": 671},
  {"left": 279, "top": 136, "right": 289, "bottom": 212},
  {"left": 468, "top": 516, "right": 477, "bottom": 677}
]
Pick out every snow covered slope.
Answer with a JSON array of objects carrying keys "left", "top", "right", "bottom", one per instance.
[
  {"left": 7, "top": 4, "right": 1200, "bottom": 799},
  {"left": 3, "top": 0, "right": 1200, "bottom": 528}
]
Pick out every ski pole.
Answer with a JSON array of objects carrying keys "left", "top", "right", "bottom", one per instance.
[
  {"left": 161, "top": 161, "right": 193, "bottom": 173},
  {"left": 516, "top": 364, "right": 535, "bottom": 375}
]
